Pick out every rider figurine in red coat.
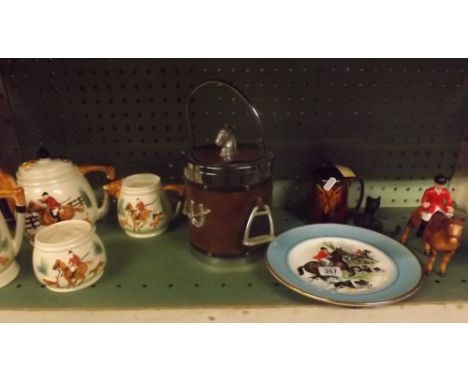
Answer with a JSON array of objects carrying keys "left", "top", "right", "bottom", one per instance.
[{"left": 417, "top": 174, "right": 454, "bottom": 236}]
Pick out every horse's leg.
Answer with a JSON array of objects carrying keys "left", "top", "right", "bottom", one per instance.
[
  {"left": 42, "top": 212, "right": 55, "bottom": 226},
  {"left": 425, "top": 248, "right": 438, "bottom": 275},
  {"left": 76, "top": 274, "right": 84, "bottom": 285},
  {"left": 297, "top": 266, "right": 304, "bottom": 275},
  {"left": 424, "top": 241, "right": 431, "bottom": 256},
  {"left": 401, "top": 214, "right": 418, "bottom": 243},
  {"left": 439, "top": 250, "right": 456, "bottom": 277},
  {"left": 400, "top": 226, "right": 410, "bottom": 244}
]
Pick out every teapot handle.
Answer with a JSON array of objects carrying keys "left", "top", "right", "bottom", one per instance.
[
  {"left": 0, "top": 187, "right": 26, "bottom": 255},
  {"left": 78, "top": 165, "right": 116, "bottom": 220},
  {"left": 103, "top": 179, "right": 122, "bottom": 199}
]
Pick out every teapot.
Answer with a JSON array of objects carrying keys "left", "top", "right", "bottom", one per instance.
[
  {"left": 0, "top": 150, "right": 115, "bottom": 241},
  {"left": 0, "top": 185, "right": 25, "bottom": 288},
  {"left": 307, "top": 164, "right": 364, "bottom": 224}
]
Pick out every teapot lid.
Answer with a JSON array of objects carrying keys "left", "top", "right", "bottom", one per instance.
[{"left": 17, "top": 157, "right": 76, "bottom": 185}]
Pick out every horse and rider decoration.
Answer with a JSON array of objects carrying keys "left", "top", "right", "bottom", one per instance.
[
  {"left": 25, "top": 190, "right": 91, "bottom": 234},
  {"left": 40, "top": 249, "right": 105, "bottom": 289}
]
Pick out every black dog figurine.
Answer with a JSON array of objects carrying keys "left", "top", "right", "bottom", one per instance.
[{"left": 353, "top": 196, "right": 383, "bottom": 233}]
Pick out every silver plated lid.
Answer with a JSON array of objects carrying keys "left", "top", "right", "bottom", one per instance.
[
  {"left": 184, "top": 144, "right": 273, "bottom": 188},
  {"left": 184, "top": 80, "right": 274, "bottom": 189}
]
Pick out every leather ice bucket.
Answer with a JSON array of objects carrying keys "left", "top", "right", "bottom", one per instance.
[{"left": 183, "top": 80, "right": 275, "bottom": 261}]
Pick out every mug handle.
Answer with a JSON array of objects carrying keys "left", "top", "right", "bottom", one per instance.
[
  {"left": 0, "top": 187, "right": 26, "bottom": 255},
  {"left": 163, "top": 184, "right": 185, "bottom": 220},
  {"left": 78, "top": 165, "right": 116, "bottom": 220},
  {"left": 351, "top": 177, "right": 365, "bottom": 216}
]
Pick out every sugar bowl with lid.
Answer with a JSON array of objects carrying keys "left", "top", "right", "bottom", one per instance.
[{"left": 0, "top": 150, "right": 116, "bottom": 241}]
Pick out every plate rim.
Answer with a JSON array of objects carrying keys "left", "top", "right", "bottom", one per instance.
[{"left": 266, "top": 224, "right": 425, "bottom": 308}]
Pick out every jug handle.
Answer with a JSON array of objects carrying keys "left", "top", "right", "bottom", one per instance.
[
  {"left": 78, "top": 165, "right": 116, "bottom": 220},
  {"left": 0, "top": 187, "right": 26, "bottom": 254},
  {"left": 163, "top": 184, "right": 185, "bottom": 220},
  {"left": 351, "top": 178, "right": 365, "bottom": 216}
]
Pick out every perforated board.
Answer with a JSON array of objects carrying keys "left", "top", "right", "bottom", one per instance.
[{"left": 1, "top": 59, "right": 467, "bottom": 208}]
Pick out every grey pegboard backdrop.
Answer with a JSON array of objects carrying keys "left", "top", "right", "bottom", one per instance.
[{"left": 0, "top": 59, "right": 467, "bottom": 207}]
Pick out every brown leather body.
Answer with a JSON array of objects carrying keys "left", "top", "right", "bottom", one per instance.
[{"left": 185, "top": 179, "right": 273, "bottom": 258}]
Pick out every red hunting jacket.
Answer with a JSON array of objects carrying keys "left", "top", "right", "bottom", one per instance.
[{"left": 420, "top": 186, "right": 452, "bottom": 214}]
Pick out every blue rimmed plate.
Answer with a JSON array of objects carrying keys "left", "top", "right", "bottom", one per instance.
[{"left": 266, "top": 224, "right": 424, "bottom": 307}]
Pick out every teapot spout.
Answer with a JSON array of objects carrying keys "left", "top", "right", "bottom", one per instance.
[{"left": 0, "top": 168, "right": 18, "bottom": 212}]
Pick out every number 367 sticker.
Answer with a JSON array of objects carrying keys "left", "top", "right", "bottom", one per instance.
[{"left": 318, "top": 267, "right": 343, "bottom": 277}]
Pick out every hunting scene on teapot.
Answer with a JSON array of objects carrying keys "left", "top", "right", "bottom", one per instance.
[
  {"left": 289, "top": 237, "right": 397, "bottom": 294},
  {"left": 0, "top": 233, "right": 12, "bottom": 269},
  {"left": 36, "top": 242, "right": 105, "bottom": 289},
  {"left": 25, "top": 188, "right": 93, "bottom": 237},
  {"left": 117, "top": 197, "right": 166, "bottom": 233}
]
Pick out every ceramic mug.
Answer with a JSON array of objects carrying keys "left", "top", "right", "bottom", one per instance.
[
  {"left": 0, "top": 186, "right": 25, "bottom": 288},
  {"left": 104, "top": 173, "right": 185, "bottom": 238},
  {"left": 32, "top": 220, "right": 106, "bottom": 292}
]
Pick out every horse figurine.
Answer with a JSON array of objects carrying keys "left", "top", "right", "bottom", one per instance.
[
  {"left": 401, "top": 208, "right": 465, "bottom": 276},
  {"left": 215, "top": 126, "right": 237, "bottom": 161}
]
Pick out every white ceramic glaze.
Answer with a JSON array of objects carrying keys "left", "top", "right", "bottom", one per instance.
[
  {"left": 16, "top": 158, "right": 114, "bottom": 241},
  {"left": 0, "top": 188, "right": 25, "bottom": 288},
  {"left": 288, "top": 237, "right": 397, "bottom": 294},
  {"left": 117, "top": 173, "right": 175, "bottom": 238},
  {"left": 32, "top": 220, "right": 106, "bottom": 292},
  {"left": 267, "top": 224, "right": 424, "bottom": 307}
]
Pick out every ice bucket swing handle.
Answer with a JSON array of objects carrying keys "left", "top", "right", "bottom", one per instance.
[
  {"left": 186, "top": 80, "right": 275, "bottom": 246},
  {"left": 186, "top": 79, "right": 267, "bottom": 154}
]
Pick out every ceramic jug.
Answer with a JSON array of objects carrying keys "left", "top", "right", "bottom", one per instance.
[
  {"left": 0, "top": 154, "right": 115, "bottom": 241},
  {"left": 307, "top": 164, "right": 365, "bottom": 224},
  {"left": 104, "top": 173, "right": 185, "bottom": 238},
  {"left": 0, "top": 186, "right": 25, "bottom": 288}
]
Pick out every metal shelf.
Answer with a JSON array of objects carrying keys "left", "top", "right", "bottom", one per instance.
[
  {"left": 0, "top": 205, "right": 467, "bottom": 316},
  {"left": 0, "top": 59, "right": 467, "bottom": 321}
]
